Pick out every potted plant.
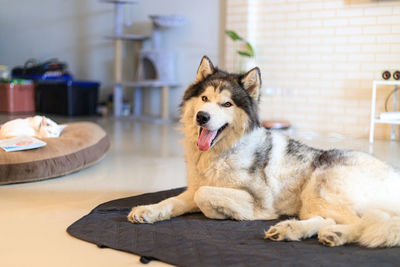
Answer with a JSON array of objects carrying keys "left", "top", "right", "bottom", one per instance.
[{"left": 225, "top": 30, "right": 255, "bottom": 73}]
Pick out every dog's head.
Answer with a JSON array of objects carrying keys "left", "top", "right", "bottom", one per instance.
[{"left": 181, "top": 56, "right": 261, "bottom": 152}]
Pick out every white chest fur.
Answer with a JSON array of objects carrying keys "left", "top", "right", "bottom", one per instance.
[{"left": 195, "top": 128, "right": 269, "bottom": 187}]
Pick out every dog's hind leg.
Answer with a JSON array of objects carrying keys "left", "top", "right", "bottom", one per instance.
[
  {"left": 194, "top": 186, "right": 277, "bottom": 220},
  {"left": 319, "top": 209, "right": 400, "bottom": 247},
  {"left": 266, "top": 175, "right": 361, "bottom": 243},
  {"left": 265, "top": 216, "right": 335, "bottom": 241},
  {"left": 318, "top": 223, "right": 361, "bottom": 247},
  {"left": 265, "top": 203, "right": 361, "bottom": 243},
  {"left": 300, "top": 171, "right": 363, "bottom": 246},
  {"left": 267, "top": 167, "right": 363, "bottom": 245}
]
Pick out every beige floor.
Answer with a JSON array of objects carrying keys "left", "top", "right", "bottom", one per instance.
[{"left": 1, "top": 115, "right": 400, "bottom": 267}]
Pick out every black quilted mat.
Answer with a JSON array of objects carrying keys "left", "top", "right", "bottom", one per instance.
[{"left": 67, "top": 188, "right": 400, "bottom": 266}]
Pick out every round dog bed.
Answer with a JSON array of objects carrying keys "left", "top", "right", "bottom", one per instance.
[{"left": 0, "top": 122, "right": 110, "bottom": 185}]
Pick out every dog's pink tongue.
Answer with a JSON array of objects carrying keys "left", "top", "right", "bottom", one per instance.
[{"left": 197, "top": 128, "right": 218, "bottom": 151}]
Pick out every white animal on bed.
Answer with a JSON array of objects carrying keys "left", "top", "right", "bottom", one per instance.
[{"left": 0, "top": 116, "right": 66, "bottom": 138}]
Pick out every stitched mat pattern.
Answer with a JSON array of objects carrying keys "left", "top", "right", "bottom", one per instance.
[{"left": 67, "top": 188, "right": 400, "bottom": 266}]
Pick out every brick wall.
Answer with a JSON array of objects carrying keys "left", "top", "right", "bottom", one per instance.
[{"left": 225, "top": 0, "right": 400, "bottom": 139}]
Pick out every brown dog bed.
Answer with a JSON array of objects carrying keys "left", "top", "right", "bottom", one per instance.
[{"left": 0, "top": 122, "right": 110, "bottom": 185}]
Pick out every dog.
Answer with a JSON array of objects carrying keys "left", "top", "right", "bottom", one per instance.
[{"left": 128, "top": 56, "right": 400, "bottom": 248}]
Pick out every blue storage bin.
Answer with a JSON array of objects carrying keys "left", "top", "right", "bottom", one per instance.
[{"left": 36, "top": 80, "right": 100, "bottom": 116}]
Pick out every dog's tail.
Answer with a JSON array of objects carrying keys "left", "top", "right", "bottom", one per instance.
[{"left": 357, "top": 209, "right": 400, "bottom": 248}]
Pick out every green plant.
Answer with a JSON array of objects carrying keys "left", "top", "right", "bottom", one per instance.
[{"left": 225, "top": 30, "right": 255, "bottom": 58}]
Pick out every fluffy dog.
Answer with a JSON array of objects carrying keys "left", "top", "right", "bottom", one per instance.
[{"left": 128, "top": 56, "right": 400, "bottom": 248}]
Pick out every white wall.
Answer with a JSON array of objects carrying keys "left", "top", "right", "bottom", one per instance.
[
  {"left": 0, "top": 0, "right": 221, "bottom": 119},
  {"left": 226, "top": 0, "right": 400, "bottom": 139}
]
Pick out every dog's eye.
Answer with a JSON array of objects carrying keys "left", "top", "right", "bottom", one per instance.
[
  {"left": 222, "top": 102, "right": 232, "bottom": 108},
  {"left": 201, "top": 96, "right": 208, "bottom": 102}
]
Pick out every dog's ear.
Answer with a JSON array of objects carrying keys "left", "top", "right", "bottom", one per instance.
[
  {"left": 240, "top": 67, "right": 261, "bottom": 100},
  {"left": 195, "top": 56, "right": 215, "bottom": 83}
]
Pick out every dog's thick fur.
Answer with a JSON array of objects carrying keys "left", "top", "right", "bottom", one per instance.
[{"left": 128, "top": 56, "right": 400, "bottom": 248}]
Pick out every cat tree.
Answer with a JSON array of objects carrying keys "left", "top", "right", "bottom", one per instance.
[
  {"left": 101, "top": 0, "right": 185, "bottom": 120},
  {"left": 133, "top": 15, "right": 185, "bottom": 120}
]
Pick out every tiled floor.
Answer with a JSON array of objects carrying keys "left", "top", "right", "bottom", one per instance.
[{"left": 1, "top": 115, "right": 400, "bottom": 267}]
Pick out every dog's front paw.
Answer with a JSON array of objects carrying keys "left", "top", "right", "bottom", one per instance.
[
  {"left": 264, "top": 220, "right": 302, "bottom": 241},
  {"left": 127, "top": 204, "right": 168, "bottom": 224}
]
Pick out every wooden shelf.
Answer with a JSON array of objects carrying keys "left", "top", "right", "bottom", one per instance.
[
  {"left": 373, "top": 80, "right": 400, "bottom": 86},
  {"left": 369, "top": 80, "right": 400, "bottom": 144},
  {"left": 374, "top": 118, "right": 400, "bottom": 125}
]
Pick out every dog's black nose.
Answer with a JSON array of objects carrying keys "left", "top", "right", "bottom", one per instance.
[{"left": 196, "top": 111, "right": 210, "bottom": 125}]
